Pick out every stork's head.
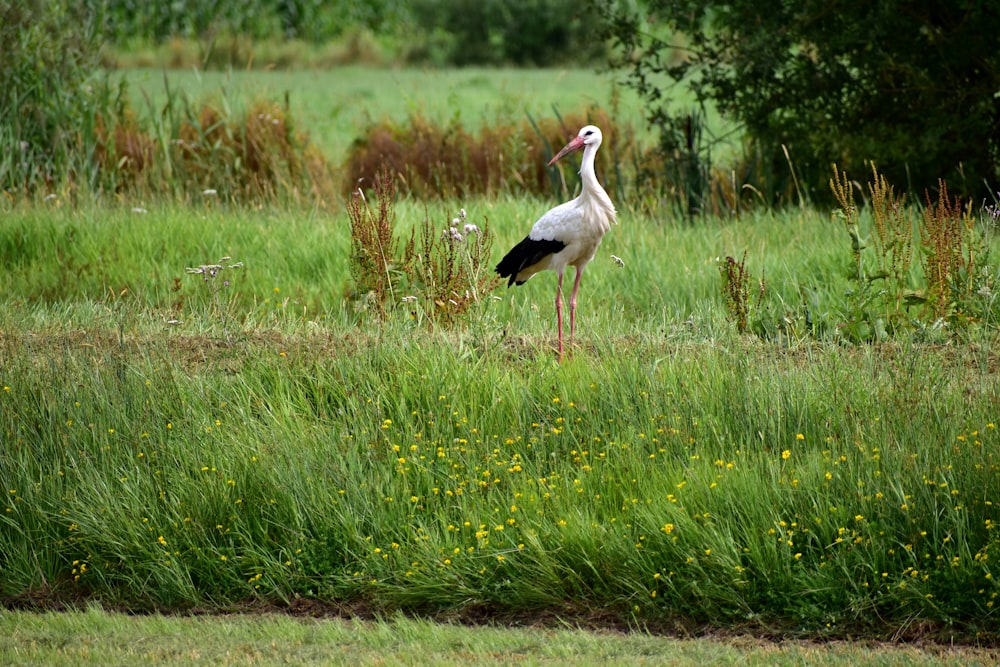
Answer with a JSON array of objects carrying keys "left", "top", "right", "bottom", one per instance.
[{"left": 548, "top": 125, "right": 603, "bottom": 166}]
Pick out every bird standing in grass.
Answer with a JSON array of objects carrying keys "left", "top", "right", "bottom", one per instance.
[{"left": 495, "top": 125, "right": 617, "bottom": 361}]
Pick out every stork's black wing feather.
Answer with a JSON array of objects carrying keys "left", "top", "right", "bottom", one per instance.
[{"left": 495, "top": 237, "right": 566, "bottom": 287}]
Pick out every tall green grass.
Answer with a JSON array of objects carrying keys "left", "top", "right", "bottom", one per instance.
[
  {"left": 1, "top": 200, "right": 998, "bottom": 640},
  {"left": 2, "top": 309, "right": 998, "bottom": 635}
]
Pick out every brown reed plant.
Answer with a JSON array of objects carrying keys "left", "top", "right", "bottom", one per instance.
[
  {"left": 830, "top": 164, "right": 864, "bottom": 282},
  {"left": 348, "top": 167, "right": 400, "bottom": 318},
  {"left": 920, "top": 180, "right": 979, "bottom": 321},
  {"left": 94, "top": 109, "right": 157, "bottom": 190},
  {"left": 96, "top": 97, "right": 335, "bottom": 206},
  {"left": 172, "top": 101, "right": 334, "bottom": 206},
  {"left": 867, "top": 163, "right": 914, "bottom": 310},
  {"left": 719, "top": 252, "right": 753, "bottom": 334},
  {"left": 343, "top": 109, "right": 628, "bottom": 200}
]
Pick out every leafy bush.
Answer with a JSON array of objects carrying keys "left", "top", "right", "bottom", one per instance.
[{"left": 600, "top": 0, "right": 1000, "bottom": 204}]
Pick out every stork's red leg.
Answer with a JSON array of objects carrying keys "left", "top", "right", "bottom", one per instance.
[
  {"left": 555, "top": 272, "right": 564, "bottom": 361},
  {"left": 568, "top": 266, "right": 584, "bottom": 358}
]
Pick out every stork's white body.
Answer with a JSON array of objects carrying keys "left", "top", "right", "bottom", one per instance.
[{"left": 495, "top": 125, "right": 617, "bottom": 360}]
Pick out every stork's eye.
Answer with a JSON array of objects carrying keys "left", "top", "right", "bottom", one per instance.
[{"left": 584, "top": 130, "right": 594, "bottom": 136}]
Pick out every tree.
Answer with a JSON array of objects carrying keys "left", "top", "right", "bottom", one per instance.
[
  {"left": 600, "top": 0, "right": 1000, "bottom": 204},
  {"left": 411, "top": 0, "right": 605, "bottom": 67}
]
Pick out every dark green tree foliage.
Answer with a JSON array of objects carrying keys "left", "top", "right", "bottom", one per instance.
[
  {"left": 90, "top": 0, "right": 410, "bottom": 43},
  {"left": 412, "top": 0, "right": 606, "bottom": 66},
  {"left": 602, "top": 0, "right": 1000, "bottom": 201}
]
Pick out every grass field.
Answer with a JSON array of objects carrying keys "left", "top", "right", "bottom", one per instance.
[{"left": 3, "top": 66, "right": 1000, "bottom": 657}]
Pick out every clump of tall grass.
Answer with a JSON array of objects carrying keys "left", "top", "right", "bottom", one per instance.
[
  {"left": 348, "top": 168, "right": 500, "bottom": 324},
  {"left": 3, "top": 2, "right": 336, "bottom": 208},
  {"left": 1, "top": 328, "right": 998, "bottom": 639}
]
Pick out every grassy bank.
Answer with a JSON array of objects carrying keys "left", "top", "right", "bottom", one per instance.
[{"left": 2, "top": 199, "right": 998, "bottom": 640}]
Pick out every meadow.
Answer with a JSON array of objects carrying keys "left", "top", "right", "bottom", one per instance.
[{"left": 2, "top": 66, "right": 1000, "bottom": 657}]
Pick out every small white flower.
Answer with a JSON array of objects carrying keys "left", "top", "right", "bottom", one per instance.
[
  {"left": 611, "top": 254, "right": 625, "bottom": 267},
  {"left": 202, "top": 189, "right": 218, "bottom": 197},
  {"left": 132, "top": 207, "right": 148, "bottom": 214},
  {"left": 459, "top": 208, "right": 467, "bottom": 220},
  {"left": 463, "top": 224, "right": 480, "bottom": 235},
  {"left": 44, "top": 193, "right": 57, "bottom": 202},
  {"left": 401, "top": 295, "right": 418, "bottom": 303}
]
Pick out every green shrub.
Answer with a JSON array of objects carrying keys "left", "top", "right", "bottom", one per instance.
[{"left": 600, "top": 0, "right": 1000, "bottom": 204}]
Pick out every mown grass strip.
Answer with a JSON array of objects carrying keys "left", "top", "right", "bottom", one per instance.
[{"left": 2, "top": 607, "right": 999, "bottom": 666}]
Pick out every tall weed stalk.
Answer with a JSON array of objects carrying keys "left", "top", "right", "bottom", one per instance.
[{"left": 348, "top": 167, "right": 500, "bottom": 325}]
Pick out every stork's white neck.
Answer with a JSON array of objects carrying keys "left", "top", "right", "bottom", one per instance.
[
  {"left": 575, "top": 140, "right": 617, "bottom": 228},
  {"left": 578, "top": 141, "right": 601, "bottom": 196}
]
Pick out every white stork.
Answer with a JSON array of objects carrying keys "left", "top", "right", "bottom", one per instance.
[{"left": 495, "top": 125, "right": 617, "bottom": 360}]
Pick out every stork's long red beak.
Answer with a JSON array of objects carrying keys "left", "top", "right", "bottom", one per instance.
[{"left": 547, "top": 135, "right": 586, "bottom": 166}]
